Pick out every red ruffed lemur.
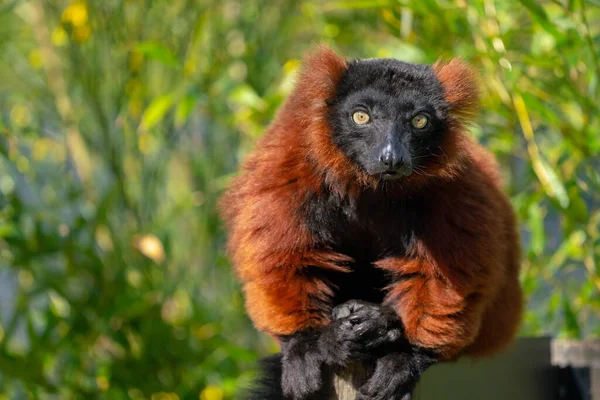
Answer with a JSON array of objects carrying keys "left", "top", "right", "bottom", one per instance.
[{"left": 220, "top": 45, "right": 523, "bottom": 400}]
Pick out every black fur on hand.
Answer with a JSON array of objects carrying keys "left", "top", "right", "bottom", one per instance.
[
  {"left": 331, "top": 299, "right": 406, "bottom": 356},
  {"left": 280, "top": 330, "right": 330, "bottom": 399},
  {"left": 278, "top": 300, "right": 406, "bottom": 399},
  {"left": 257, "top": 300, "right": 437, "bottom": 400},
  {"left": 357, "top": 350, "right": 437, "bottom": 400},
  {"left": 332, "top": 300, "right": 438, "bottom": 400}
]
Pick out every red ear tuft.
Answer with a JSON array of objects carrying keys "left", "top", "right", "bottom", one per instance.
[
  {"left": 295, "top": 44, "right": 347, "bottom": 105},
  {"left": 434, "top": 58, "right": 480, "bottom": 123}
]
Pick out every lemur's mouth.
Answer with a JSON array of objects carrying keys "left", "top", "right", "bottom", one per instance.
[
  {"left": 382, "top": 166, "right": 412, "bottom": 180},
  {"left": 382, "top": 170, "right": 401, "bottom": 180}
]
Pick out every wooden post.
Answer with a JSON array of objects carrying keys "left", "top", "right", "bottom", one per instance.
[
  {"left": 329, "top": 362, "right": 421, "bottom": 400},
  {"left": 330, "top": 362, "right": 371, "bottom": 400},
  {"left": 552, "top": 339, "right": 600, "bottom": 400}
]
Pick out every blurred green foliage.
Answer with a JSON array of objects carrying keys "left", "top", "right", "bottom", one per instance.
[{"left": 0, "top": 0, "right": 598, "bottom": 398}]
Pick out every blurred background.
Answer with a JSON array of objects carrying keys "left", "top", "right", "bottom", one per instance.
[{"left": 0, "top": 0, "right": 598, "bottom": 398}]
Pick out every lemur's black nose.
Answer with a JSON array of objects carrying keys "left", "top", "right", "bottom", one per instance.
[
  {"left": 379, "top": 152, "right": 406, "bottom": 170},
  {"left": 379, "top": 144, "right": 408, "bottom": 171}
]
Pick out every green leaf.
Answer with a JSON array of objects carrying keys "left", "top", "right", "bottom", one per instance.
[
  {"left": 228, "top": 85, "right": 268, "bottom": 111},
  {"left": 520, "top": 93, "right": 560, "bottom": 126},
  {"left": 567, "top": 0, "right": 578, "bottom": 12},
  {"left": 518, "top": 0, "right": 548, "bottom": 20},
  {"left": 323, "top": 0, "right": 396, "bottom": 10},
  {"left": 567, "top": 187, "right": 588, "bottom": 223},
  {"left": 527, "top": 203, "right": 545, "bottom": 256},
  {"left": 175, "top": 93, "right": 197, "bottom": 128},
  {"left": 562, "top": 294, "right": 581, "bottom": 338},
  {"left": 0, "top": 223, "right": 15, "bottom": 238},
  {"left": 0, "top": 0, "right": 19, "bottom": 14},
  {"left": 136, "top": 42, "right": 181, "bottom": 69},
  {"left": 539, "top": 158, "right": 569, "bottom": 208},
  {"left": 140, "top": 94, "right": 174, "bottom": 130},
  {"left": 548, "top": 292, "right": 561, "bottom": 316},
  {"left": 49, "top": 291, "right": 71, "bottom": 319},
  {"left": 517, "top": 0, "right": 562, "bottom": 38}
]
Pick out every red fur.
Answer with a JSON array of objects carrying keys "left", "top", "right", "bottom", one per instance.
[
  {"left": 434, "top": 58, "right": 480, "bottom": 124},
  {"left": 220, "top": 46, "right": 522, "bottom": 359},
  {"left": 378, "top": 146, "right": 522, "bottom": 358}
]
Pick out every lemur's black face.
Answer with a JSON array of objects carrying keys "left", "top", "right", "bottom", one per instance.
[{"left": 328, "top": 59, "right": 450, "bottom": 180}]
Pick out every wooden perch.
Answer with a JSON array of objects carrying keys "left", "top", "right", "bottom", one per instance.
[
  {"left": 330, "top": 362, "right": 371, "bottom": 400},
  {"left": 328, "top": 362, "right": 421, "bottom": 400}
]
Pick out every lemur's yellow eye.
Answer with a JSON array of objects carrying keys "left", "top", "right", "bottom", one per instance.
[
  {"left": 352, "top": 111, "right": 370, "bottom": 125},
  {"left": 411, "top": 114, "right": 429, "bottom": 129}
]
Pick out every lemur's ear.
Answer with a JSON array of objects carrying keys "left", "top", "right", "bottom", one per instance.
[
  {"left": 295, "top": 44, "right": 348, "bottom": 108},
  {"left": 434, "top": 58, "right": 480, "bottom": 123}
]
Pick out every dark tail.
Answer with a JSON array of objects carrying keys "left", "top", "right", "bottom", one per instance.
[{"left": 243, "top": 354, "right": 285, "bottom": 400}]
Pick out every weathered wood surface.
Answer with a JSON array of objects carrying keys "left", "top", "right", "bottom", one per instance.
[
  {"left": 552, "top": 339, "right": 600, "bottom": 400},
  {"left": 330, "top": 362, "right": 371, "bottom": 400},
  {"left": 552, "top": 339, "right": 600, "bottom": 368},
  {"left": 330, "top": 364, "right": 423, "bottom": 400}
]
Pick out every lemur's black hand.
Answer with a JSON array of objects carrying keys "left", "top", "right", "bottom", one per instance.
[
  {"left": 331, "top": 300, "right": 405, "bottom": 354},
  {"left": 330, "top": 300, "right": 438, "bottom": 400},
  {"left": 280, "top": 299, "right": 434, "bottom": 399},
  {"left": 279, "top": 303, "right": 388, "bottom": 400},
  {"left": 279, "top": 303, "right": 379, "bottom": 398},
  {"left": 280, "top": 330, "right": 328, "bottom": 400},
  {"left": 357, "top": 350, "right": 437, "bottom": 400}
]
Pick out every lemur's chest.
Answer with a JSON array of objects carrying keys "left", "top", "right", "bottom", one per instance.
[
  {"left": 301, "top": 189, "right": 426, "bottom": 305},
  {"left": 302, "top": 189, "right": 423, "bottom": 259}
]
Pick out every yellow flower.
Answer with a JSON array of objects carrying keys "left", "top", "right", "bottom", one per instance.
[
  {"left": 200, "top": 386, "right": 223, "bottom": 400},
  {"left": 62, "top": 2, "right": 88, "bottom": 27},
  {"left": 52, "top": 27, "right": 69, "bottom": 47},
  {"left": 28, "top": 50, "right": 42, "bottom": 69},
  {"left": 283, "top": 59, "right": 300, "bottom": 74}
]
